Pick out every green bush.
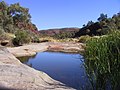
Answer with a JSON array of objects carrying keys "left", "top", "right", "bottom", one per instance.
[
  {"left": 84, "top": 30, "right": 120, "bottom": 90},
  {"left": 0, "top": 26, "right": 4, "bottom": 35},
  {"left": 78, "top": 35, "right": 91, "bottom": 43},
  {"left": 0, "top": 27, "right": 10, "bottom": 41},
  {"left": 53, "top": 32, "right": 75, "bottom": 39},
  {"left": 13, "top": 30, "right": 31, "bottom": 46}
]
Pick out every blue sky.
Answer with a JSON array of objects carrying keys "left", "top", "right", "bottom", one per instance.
[{"left": 4, "top": 0, "right": 120, "bottom": 30}]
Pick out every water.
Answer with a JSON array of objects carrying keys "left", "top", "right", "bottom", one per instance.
[{"left": 18, "top": 52, "right": 91, "bottom": 90}]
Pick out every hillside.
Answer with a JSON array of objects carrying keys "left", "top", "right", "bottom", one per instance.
[
  {"left": 39, "top": 28, "right": 80, "bottom": 36},
  {"left": 0, "top": 1, "right": 39, "bottom": 46},
  {"left": 75, "top": 13, "right": 120, "bottom": 37}
]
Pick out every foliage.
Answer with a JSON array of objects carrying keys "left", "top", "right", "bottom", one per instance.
[
  {"left": 13, "top": 30, "right": 31, "bottom": 45},
  {"left": 0, "top": 1, "right": 39, "bottom": 46},
  {"left": 78, "top": 35, "right": 91, "bottom": 43},
  {"left": 0, "top": 26, "right": 10, "bottom": 41},
  {"left": 97, "top": 13, "right": 107, "bottom": 22},
  {"left": 0, "top": 33, "right": 9, "bottom": 41},
  {"left": 31, "top": 36, "right": 40, "bottom": 43},
  {"left": 84, "top": 30, "right": 120, "bottom": 90},
  {"left": 75, "top": 12, "right": 120, "bottom": 37},
  {"left": 0, "top": 1, "right": 38, "bottom": 35},
  {"left": 86, "top": 21, "right": 94, "bottom": 26},
  {"left": 54, "top": 32, "right": 75, "bottom": 39},
  {"left": 0, "top": 26, "right": 4, "bottom": 35}
]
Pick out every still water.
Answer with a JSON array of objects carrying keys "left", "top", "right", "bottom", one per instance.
[{"left": 18, "top": 52, "right": 91, "bottom": 90}]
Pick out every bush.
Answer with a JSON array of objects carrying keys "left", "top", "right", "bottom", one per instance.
[
  {"left": 84, "top": 30, "right": 120, "bottom": 90},
  {"left": 78, "top": 35, "right": 91, "bottom": 43},
  {"left": 13, "top": 30, "right": 31, "bottom": 46},
  {"left": 0, "top": 26, "right": 4, "bottom": 34},
  {"left": 32, "top": 36, "right": 40, "bottom": 43},
  {"left": 0, "top": 27, "right": 10, "bottom": 41},
  {"left": 53, "top": 32, "right": 75, "bottom": 39}
]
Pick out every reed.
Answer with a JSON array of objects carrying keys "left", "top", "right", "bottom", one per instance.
[{"left": 84, "top": 30, "right": 120, "bottom": 90}]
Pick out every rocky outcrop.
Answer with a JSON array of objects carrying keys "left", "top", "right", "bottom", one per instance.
[{"left": 0, "top": 46, "right": 74, "bottom": 90}]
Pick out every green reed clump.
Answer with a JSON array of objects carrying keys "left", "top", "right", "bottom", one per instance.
[{"left": 84, "top": 30, "right": 120, "bottom": 90}]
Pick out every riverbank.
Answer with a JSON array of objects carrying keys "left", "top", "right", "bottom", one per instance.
[
  {"left": 0, "top": 42, "right": 84, "bottom": 90},
  {"left": 7, "top": 42, "right": 85, "bottom": 57},
  {"left": 0, "top": 45, "right": 75, "bottom": 90}
]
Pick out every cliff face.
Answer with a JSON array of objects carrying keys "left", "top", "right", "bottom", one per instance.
[{"left": 39, "top": 28, "right": 80, "bottom": 36}]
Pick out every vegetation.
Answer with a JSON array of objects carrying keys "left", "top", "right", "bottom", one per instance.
[
  {"left": 53, "top": 31, "right": 76, "bottom": 39},
  {"left": 0, "top": 1, "right": 39, "bottom": 46},
  {"left": 0, "top": 1, "right": 119, "bottom": 90},
  {"left": 75, "top": 12, "right": 120, "bottom": 37},
  {"left": 13, "top": 30, "right": 31, "bottom": 45},
  {"left": 78, "top": 35, "right": 91, "bottom": 43},
  {"left": 84, "top": 30, "right": 120, "bottom": 90},
  {"left": 83, "top": 13, "right": 120, "bottom": 89},
  {"left": 50, "top": 12, "right": 120, "bottom": 43}
]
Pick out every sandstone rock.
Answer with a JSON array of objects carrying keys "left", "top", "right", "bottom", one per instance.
[{"left": 7, "top": 43, "right": 48, "bottom": 57}]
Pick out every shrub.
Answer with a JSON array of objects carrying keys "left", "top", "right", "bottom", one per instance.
[
  {"left": 0, "top": 26, "right": 4, "bottom": 34},
  {"left": 13, "top": 30, "right": 31, "bottom": 46},
  {"left": 32, "top": 36, "right": 40, "bottom": 43},
  {"left": 53, "top": 32, "right": 75, "bottom": 39},
  {"left": 84, "top": 30, "right": 120, "bottom": 90},
  {"left": 78, "top": 35, "right": 91, "bottom": 43},
  {"left": 0, "top": 27, "right": 10, "bottom": 41}
]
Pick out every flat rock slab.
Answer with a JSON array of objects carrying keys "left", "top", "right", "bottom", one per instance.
[
  {"left": 47, "top": 42, "right": 85, "bottom": 53},
  {"left": 7, "top": 42, "right": 85, "bottom": 57},
  {"left": 7, "top": 43, "right": 49, "bottom": 57}
]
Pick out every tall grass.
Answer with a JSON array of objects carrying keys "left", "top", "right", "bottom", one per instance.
[{"left": 84, "top": 30, "right": 120, "bottom": 90}]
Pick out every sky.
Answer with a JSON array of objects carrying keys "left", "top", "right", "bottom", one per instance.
[{"left": 3, "top": 0, "right": 120, "bottom": 30}]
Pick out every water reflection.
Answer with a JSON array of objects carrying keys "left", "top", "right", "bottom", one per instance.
[
  {"left": 18, "top": 52, "right": 91, "bottom": 90},
  {"left": 17, "top": 55, "right": 36, "bottom": 67}
]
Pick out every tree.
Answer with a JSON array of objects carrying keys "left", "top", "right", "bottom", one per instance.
[
  {"left": 87, "top": 21, "right": 94, "bottom": 26},
  {"left": 112, "top": 13, "right": 120, "bottom": 30},
  {"left": 0, "top": 1, "right": 38, "bottom": 34},
  {"left": 0, "top": 1, "right": 13, "bottom": 33},
  {"left": 98, "top": 13, "right": 107, "bottom": 22},
  {"left": 8, "top": 3, "right": 31, "bottom": 29}
]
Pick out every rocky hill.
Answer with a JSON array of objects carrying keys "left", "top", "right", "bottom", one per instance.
[
  {"left": 39, "top": 28, "right": 80, "bottom": 36},
  {"left": 75, "top": 22, "right": 102, "bottom": 37}
]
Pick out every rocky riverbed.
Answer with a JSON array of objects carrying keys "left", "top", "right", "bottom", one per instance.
[{"left": 0, "top": 42, "right": 84, "bottom": 90}]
